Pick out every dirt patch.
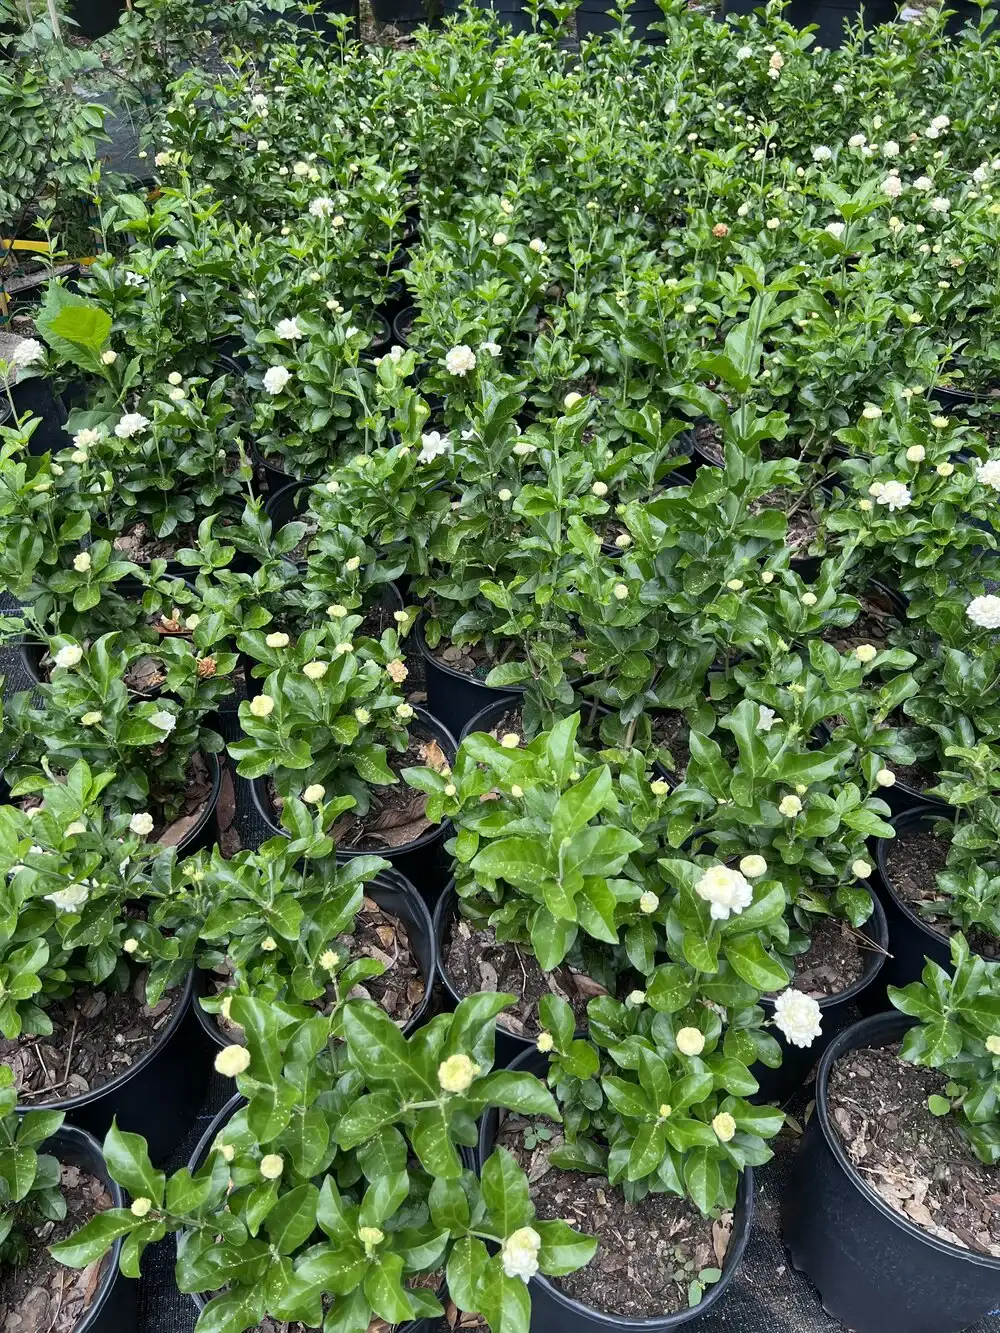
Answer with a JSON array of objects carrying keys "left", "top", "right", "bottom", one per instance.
[
  {"left": 828, "top": 1042, "right": 1000, "bottom": 1256},
  {"left": 884, "top": 827, "right": 1000, "bottom": 959},
  {"left": 652, "top": 711, "right": 690, "bottom": 780},
  {"left": 821, "top": 589, "right": 901, "bottom": 654},
  {"left": 496, "top": 1115, "right": 731, "bottom": 1317},
  {"left": 0, "top": 975, "right": 179, "bottom": 1103},
  {"left": 114, "top": 521, "right": 192, "bottom": 564},
  {"left": 330, "top": 733, "right": 449, "bottom": 851},
  {"left": 444, "top": 916, "right": 597, "bottom": 1038},
  {"left": 751, "top": 489, "right": 821, "bottom": 557},
  {"left": 776, "top": 917, "right": 868, "bottom": 999},
  {"left": 151, "top": 752, "right": 214, "bottom": 848},
  {"left": 693, "top": 420, "right": 724, "bottom": 464},
  {"left": 430, "top": 638, "right": 509, "bottom": 683},
  {"left": 0, "top": 1162, "right": 113, "bottom": 1333}
]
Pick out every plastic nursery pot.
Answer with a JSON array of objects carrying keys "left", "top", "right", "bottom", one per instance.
[
  {"left": 478, "top": 1049, "right": 756, "bottom": 1332},
  {"left": 192, "top": 865, "right": 436, "bottom": 1052},
  {"left": 247, "top": 711, "right": 454, "bottom": 898},
  {"left": 66, "top": 0, "right": 124, "bottom": 37},
  {"left": 18, "top": 968, "right": 210, "bottom": 1164},
  {"left": 783, "top": 0, "right": 897, "bottom": 47},
  {"left": 369, "top": 0, "right": 442, "bottom": 32},
  {"left": 8, "top": 374, "right": 69, "bottom": 456},
  {"left": 750, "top": 892, "right": 889, "bottom": 1105},
  {"left": 872, "top": 805, "right": 954, "bottom": 994},
  {"left": 784, "top": 1011, "right": 1000, "bottom": 1333},
  {"left": 250, "top": 439, "right": 315, "bottom": 497},
  {"left": 574, "top": 0, "right": 665, "bottom": 41},
  {"left": 42, "top": 1124, "right": 137, "bottom": 1333},
  {"left": 930, "top": 383, "right": 1000, "bottom": 417},
  {"left": 459, "top": 695, "right": 609, "bottom": 749},
  {"left": 392, "top": 304, "right": 418, "bottom": 347},
  {"left": 415, "top": 613, "right": 522, "bottom": 740}
]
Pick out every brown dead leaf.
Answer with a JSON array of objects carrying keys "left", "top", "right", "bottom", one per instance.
[
  {"left": 570, "top": 973, "right": 609, "bottom": 999},
  {"left": 157, "top": 810, "right": 202, "bottom": 849},
  {"left": 904, "top": 1199, "right": 935, "bottom": 1229},
  {"left": 419, "top": 739, "right": 449, "bottom": 773},
  {"left": 217, "top": 764, "right": 240, "bottom": 858},
  {"left": 712, "top": 1213, "right": 733, "bottom": 1266}
]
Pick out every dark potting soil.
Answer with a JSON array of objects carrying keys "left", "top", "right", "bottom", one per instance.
[
  {"left": 496, "top": 1115, "right": 731, "bottom": 1318},
  {"left": 694, "top": 420, "right": 724, "bottom": 465},
  {"left": 329, "top": 731, "right": 449, "bottom": 851},
  {"left": 776, "top": 917, "right": 867, "bottom": 999},
  {"left": 150, "top": 752, "right": 214, "bottom": 849},
  {"left": 751, "top": 489, "right": 821, "bottom": 556},
  {"left": 820, "top": 590, "right": 900, "bottom": 654},
  {"left": 652, "top": 710, "right": 691, "bottom": 779},
  {"left": 828, "top": 1042, "right": 1000, "bottom": 1257},
  {"left": 0, "top": 1162, "right": 113, "bottom": 1333},
  {"left": 0, "top": 975, "right": 179, "bottom": 1103},
  {"left": 884, "top": 829, "right": 1000, "bottom": 960},
  {"left": 210, "top": 897, "right": 424, "bottom": 1038},
  {"left": 444, "top": 917, "right": 595, "bottom": 1037},
  {"left": 114, "top": 521, "right": 193, "bottom": 564},
  {"left": 430, "top": 638, "right": 505, "bottom": 683}
]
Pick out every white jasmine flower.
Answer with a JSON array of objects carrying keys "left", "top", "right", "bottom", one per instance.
[
  {"left": 303, "top": 661, "right": 328, "bottom": 680},
  {"left": 249, "top": 694, "right": 275, "bottom": 717},
  {"left": 986, "top": 1035, "right": 1000, "bottom": 1056},
  {"left": 740, "top": 855, "right": 768, "bottom": 878},
  {"left": 937, "top": 461, "right": 955, "bottom": 476},
  {"left": 251, "top": 93, "right": 269, "bottom": 113},
  {"left": 115, "top": 413, "right": 150, "bottom": 439},
  {"left": 852, "top": 859, "right": 872, "bottom": 878},
  {"left": 46, "top": 883, "right": 89, "bottom": 912},
  {"left": 73, "top": 552, "right": 91, "bottom": 573},
  {"left": 773, "top": 989, "right": 823, "bottom": 1048},
  {"left": 512, "top": 442, "right": 536, "bottom": 457},
  {"left": 862, "top": 405, "right": 883, "bottom": 420},
  {"left": 712, "top": 1112, "right": 737, "bottom": 1141},
  {"left": 501, "top": 1226, "right": 541, "bottom": 1282},
  {"left": 854, "top": 644, "right": 878, "bottom": 663},
  {"left": 309, "top": 197, "right": 334, "bottom": 218},
  {"left": 801, "top": 592, "right": 818, "bottom": 607},
  {"left": 438, "top": 1053, "right": 480, "bottom": 1093},
  {"left": 444, "top": 345, "right": 476, "bottom": 376},
  {"left": 766, "top": 218, "right": 780, "bottom": 230},
  {"left": 263, "top": 365, "right": 292, "bottom": 395},
  {"left": 737, "top": 44, "right": 753, "bottom": 57},
  {"left": 883, "top": 140, "right": 899, "bottom": 157},
  {"left": 906, "top": 445, "right": 925, "bottom": 462},
  {"left": 529, "top": 238, "right": 546, "bottom": 253},
  {"left": 492, "top": 232, "right": 508, "bottom": 246},
  {"left": 930, "top": 196, "right": 950, "bottom": 214},
  {"left": 639, "top": 891, "right": 659, "bottom": 914},
  {"left": 931, "top": 114, "right": 950, "bottom": 130},
  {"left": 967, "top": 595, "right": 1000, "bottom": 629},
  {"left": 149, "top": 710, "right": 177, "bottom": 734},
  {"left": 848, "top": 134, "right": 867, "bottom": 148},
  {"left": 613, "top": 583, "right": 628, "bottom": 601},
  {"left": 883, "top": 175, "right": 903, "bottom": 199},
  {"left": 812, "top": 145, "right": 833, "bottom": 162},
  {"left": 779, "top": 794, "right": 803, "bottom": 817},
  {"left": 876, "top": 769, "right": 896, "bottom": 787},
  {"left": 81, "top": 711, "right": 102, "bottom": 727},
  {"left": 129, "top": 812, "right": 154, "bottom": 836},
  {"left": 10, "top": 338, "right": 44, "bottom": 368},
  {"left": 54, "top": 644, "right": 83, "bottom": 669},
  {"left": 419, "top": 430, "right": 451, "bottom": 464},
  {"left": 825, "top": 222, "right": 845, "bottom": 239},
  {"left": 303, "top": 784, "right": 325, "bottom": 804},
  {"left": 73, "top": 428, "right": 103, "bottom": 449},
  {"left": 757, "top": 706, "right": 777, "bottom": 733},
  {"left": 676, "top": 1027, "right": 706, "bottom": 1056},
  {"left": 874, "top": 480, "right": 912, "bottom": 511},
  {"left": 275, "top": 318, "right": 302, "bottom": 340},
  {"left": 975, "top": 459, "right": 1000, "bottom": 491},
  {"left": 695, "top": 864, "right": 753, "bottom": 921},
  {"left": 482, "top": 341, "right": 502, "bottom": 357},
  {"left": 913, "top": 176, "right": 933, "bottom": 191},
  {"left": 259, "top": 1154, "right": 284, "bottom": 1180}
]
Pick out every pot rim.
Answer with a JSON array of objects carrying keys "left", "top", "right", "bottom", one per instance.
[
  {"left": 814, "top": 1010, "right": 1000, "bottom": 1271},
  {"left": 875, "top": 804, "right": 961, "bottom": 951},
  {"left": 246, "top": 706, "right": 456, "bottom": 856},
  {"left": 477, "top": 1047, "right": 755, "bottom": 1330},
  {"left": 16, "top": 968, "right": 196, "bottom": 1116},
  {"left": 45, "top": 1123, "right": 127, "bottom": 1332},
  {"left": 192, "top": 864, "right": 437, "bottom": 1047},
  {"left": 414, "top": 612, "right": 527, "bottom": 697},
  {"left": 761, "top": 888, "right": 890, "bottom": 1014}
]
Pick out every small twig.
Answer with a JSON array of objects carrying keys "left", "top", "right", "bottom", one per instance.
[
  {"left": 45, "top": 1269, "right": 66, "bottom": 1333},
  {"left": 62, "top": 1017, "right": 78, "bottom": 1086}
]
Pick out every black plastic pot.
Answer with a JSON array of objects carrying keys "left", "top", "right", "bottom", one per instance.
[
  {"left": 575, "top": 0, "right": 665, "bottom": 40},
  {"left": 66, "top": 0, "right": 124, "bottom": 36},
  {"left": 19, "top": 969, "right": 209, "bottom": 1163},
  {"left": 246, "top": 709, "right": 454, "bottom": 899},
  {"left": 9, "top": 375, "right": 69, "bottom": 455},
  {"left": 931, "top": 384, "right": 1000, "bottom": 416},
  {"left": 415, "top": 614, "right": 522, "bottom": 739},
  {"left": 784, "top": 1011, "right": 1000, "bottom": 1333},
  {"left": 872, "top": 805, "right": 953, "bottom": 993},
  {"left": 392, "top": 304, "right": 418, "bottom": 347},
  {"left": 458, "top": 695, "right": 527, "bottom": 745},
  {"left": 250, "top": 440, "right": 310, "bottom": 497},
  {"left": 478, "top": 1049, "right": 756, "bottom": 1330},
  {"left": 940, "top": 0, "right": 997, "bottom": 33},
  {"left": 440, "top": 0, "right": 538, "bottom": 29},
  {"left": 262, "top": 479, "right": 313, "bottom": 565},
  {"left": 43, "top": 1124, "right": 137, "bottom": 1332},
  {"left": 751, "top": 893, "right": 889, "bottom": 1104},
  {"left": 784, "top": 0, "right": 896, "bottom": 46},
  {"left": 369, "top": 0, "right": 441, "bottom": 28},
  {"left": 192, "top": 866, "right": 436, "bottom": 1051}
]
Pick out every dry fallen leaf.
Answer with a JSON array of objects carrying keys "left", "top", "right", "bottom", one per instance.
[{"left": 419, "top": 739, "right": 449, "bottom": 772}]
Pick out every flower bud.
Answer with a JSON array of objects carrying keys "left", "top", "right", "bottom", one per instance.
[
  {"left": 214, "top": 1044, "right": 251, "bottom": 1077},
  {"left": 712, "top": 1112, "right": 737, "bottom": 1142},
  {"left": 676, "top": 1027, "right": 706, "bottom": 1056},
  {"left": 259, "top": 1154, "right": 284, "bottom": 1179}
]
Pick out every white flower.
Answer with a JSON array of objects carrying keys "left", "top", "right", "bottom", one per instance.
[
  {"left": 444, "top": 345, "right": 476, "bottom": 376},
  {"left": 825, "top": 221, "right": 845, "bottom": 239},
  {"left": 986, "top": 1035, "right": 1000, "bottom": 1056},
  {"left": 854, "top": 644, "right": 878, "bottom": 663},
  {"left": 676, "top": 1027, "right": 706, "bottom": 1056},
  {"left": 309, "top": 197, "right": 335, "bottom": 218},
  {"left": 10, "top": 338, "right": 44, "bottom": 368},
  {"left": 149, "top": 710, "right": 177, "bottom": 733},
  {"left": 931, "top": 114, "right": 950, "bottom": 130},
  {"left": 801, "top": 592, "right": 818, "bottom": 607},
  {"left": 906, "top": 445, "right": 925, "bottom": 463},
  {"left": 862, "top": 405, "right": 883, "bottom": 420},
  {"left": 925, "top": 126, "right": 940, "bottom": 140},
  {"left": 251, "top": 93, "right": 269, "bottom": 113},
  {"left": 740, "top": 855, "right": 768, "bottom": 878},
  {"left": 881, "top": 140, "right": 899, "bottom": 157},
  {"left": 130, "top": 812, "right": 154, "bottom": 836},
  {"left": 512, "top": 442, "right": 536, "bottom": 457},
  {"left": 973, "top": 163, "right": 991, "bottom": 184},
  {"left": 46, "top": 882, "right": 89, "bottom": 913},
  {"left": 303, "top": 661, "right": 328, "bottom": 680},
  {"left": 975, "top": 459, "right": 1000, "bottom": 491},
  {"left": 303, "top": 784, "right": 325, "bottom": 804},
  {"left": 54, "top": 644, "right": 83, "bottom": 669},
  {"left": 419, "top": 430, "right": 451, "bottom": 464},
  {"left": 482, "top": 342, "right": 502, "bottom": 357},
  {"left": 812, "top": 146, "right": 833, "bottom": 162},
  {"left": 883, "top": 175, "right": 903, "bottom": 199},
  {"left": 848, "top": 133, "right": 867, "bottom": 148},
  {"left": 852, "top": 859, "right": 872, "bottom": 878},
  {"left": 773, "top": 989, "right": 822, "bottom": 1048},
  {"left": 169, "top": 387, "right": 185, "bottom": 402},
  {"left": 438, "top": 1054, "right": 480, "bottom": 1093},
  {"left": 757, "top": 706, "right": 778, "bottom": 733},
  {"left": 766, "top": 218, "right": 780, "bottom": 230},
  {"left": 639, "top": 891, "right": 659, "bottom": 914},
  {"left": 73, "top": 428, "right": 103, "bottom": 448},
  {"left": 73, "top": 552, "right": 91, "bottom": 573},
  {"left": 967, "top": 595, "right": 1000, "bottom": 629},
  {"left": 876, "top": 769, "right": 896, "bottom": 787},
  {"left": 930, "top": 196, "right": 950, "bottom": 214},
  {"left": 874, "top": 480, "right": 912, "bottom": 511},
  {"left": 259, "top": 1154, "right": 284, "bottom": 1180},
  {"left": 736, "top": 44, "right": 753, "bottom": 58},
  {"left": 265, "top": 631, "right": 289, "bottom": 648},
  {"left": 275, "top": 318, "right": 302, "bottom": 340},
  {"left": 263, "top": 365, "right": 292, "bottom": 395},
  {"left": 81, "top": 711, "right": 102, "bottom": 727},
  {"left": 833, "top": 82, "right": 844, "bottom": 93},
  {"left": 779, "top": 794, "right": 803, "bottom": 817},
  {"left": 529, "top": 238, "right": 546, "bottom": 253},
  {"left": 115, "top": 413, "right": 150, "bottom": 439},
  {"left": 914, "top": 175, "right": 933, "bottom": 191},
  {"left": 695, "top": 864, "right": 753, "bottom": 922},
  {"left": 613, "top": 583, "right": 628, "bottom": 601},
  {"left": 501, "top": 1226, "right": 541, "bottom": 1282},
  {"left": 249, "top": 694, "right": 275, "bottom": 717},
  {"left": 492, "top": 232, "right": 508, "bottom": 246}
]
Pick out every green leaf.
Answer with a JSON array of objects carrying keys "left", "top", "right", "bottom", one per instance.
[
  {"left": 364, "top": 1252, "right": 415, "bottom": 1325},
  {"left": 534, "top": 1218, "right": 598, "bottom": 1276},
  {"left": 475, "top": 1256, "right": 532, "bottom": 1333},
  {"left": 103, "top": 1122, "right": 165, "bottom": 1208},
  {"left": 723, "top": 936, "right": 790, "bottom": 993},
  {"left": 474, "top": 1071, "right": 559, "bottom": 1119},
  {"left": 480, "top": 1147, "right": 534, "bottom": 1234},
  {"left": 927, "top": 1095, "right": 952, "bottom": 1117},
  {"left": 49, "top": 1209, "right": 138, "bottom": 1267},
  {"left": 684, "top": 1147, "right": 722, "bottom": 1216}
]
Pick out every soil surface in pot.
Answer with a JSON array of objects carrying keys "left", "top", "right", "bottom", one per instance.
[
  {"left": 430, "top": 638, "right": 520, "bottom": 684},
  {"left": 821, "top": 589, "right": 901, "bottom": 654},
  {"left": 751, "top": 488, "right": 822, "bottom": 557},
  {"left": 209, "top": 896, "right": 425, "bottom": 1038},
  {"left": 884, "top": 827, "right": 1000, "bottom": 959},
  {"left": 150, "top": 752, "right": 215, "bottom": 850},
  {"left": 328, "top": 731, "right": 450, "bottom": 852},
  {"left": 497, "top": 1114, "right": 732, "bottom": 1318},
  {"left": 652, "top": 710, "right": 691, "bottom": 780},
  {"left": 0, "top": 1160, "right": 113, "bottom": 1332},
  {"left": 828, "top": 1041, "right": 1000, "bottom": 1257},
  {"left": 0, "top": 973, "right": 179, "bottom": 1103},
  {"left": 775, "top": 916, "right": 870, "bottom": 999},
  {"left": 114, "top": 521, "right": 195, "bottom": 564},
  {"left": 445, "top": 917, "right": 595, "bottom": 1038}
]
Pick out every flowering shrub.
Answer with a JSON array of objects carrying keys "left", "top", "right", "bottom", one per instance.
[{"left": 0, "top": 1069, "right": 67, "bottom": 1266}]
